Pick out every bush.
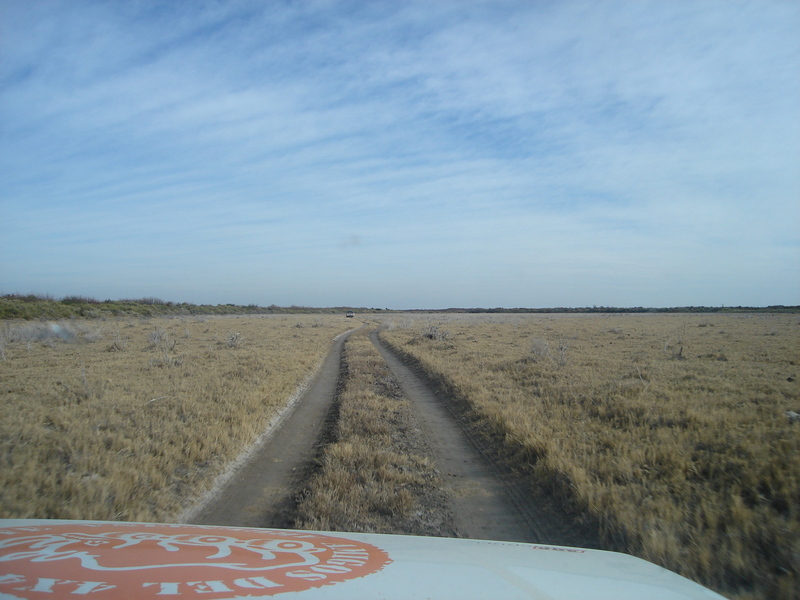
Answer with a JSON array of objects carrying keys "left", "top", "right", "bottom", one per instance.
[{"left": 421, "top": 324, "right": 450, "bottom": 341}]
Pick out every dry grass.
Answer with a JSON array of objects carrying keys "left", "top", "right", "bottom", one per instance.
[
  {"left": 379, "top": 313, "right": 800, "bottom": 600},
  {"left": 294, "top": 328, "right": 452, "bottom": 536},
  {"left": 0, "top": 315, "right": 353, "bottom": 522}
]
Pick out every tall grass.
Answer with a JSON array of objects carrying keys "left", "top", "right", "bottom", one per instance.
[
  {"left": 379, "top": 313, "right": 799, "bottom": 600},
  {"left": 0, "top": 315, "right": 353, "bottom": 523}
]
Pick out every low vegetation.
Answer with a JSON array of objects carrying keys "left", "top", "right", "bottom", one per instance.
[
  {"left": 379, "top": 313, "right": 799, "bottom": 600},
  {"left": 0, "top": 315, "right": 353, "bottom": 522},
  {"left": 0, "top": 294, "right": 387, "bottom": 320},
  {"left": 3, "top": 305, "right": 797, "bottom": 598},
  {"left": 3, "top": 293, "right": 794, "bottom": 321},
  {"left": 294, "top": 329, "right": 453, "bottom": 536}
]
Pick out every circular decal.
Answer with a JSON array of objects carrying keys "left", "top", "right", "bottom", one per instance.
[{"left": 0, "top": 523, "right": 391, "bottom": 598}]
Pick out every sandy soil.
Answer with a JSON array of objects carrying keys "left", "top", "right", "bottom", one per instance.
[{"left": 185, "top": 325, "right": 604, "bottom": 549}]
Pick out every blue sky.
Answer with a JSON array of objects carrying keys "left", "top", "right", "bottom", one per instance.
[{"left": 1, "top": 1, "right": 798, "bottom": 309}]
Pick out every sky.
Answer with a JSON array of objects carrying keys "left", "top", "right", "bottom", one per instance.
[{"left": 1, "top": 1, "right": 798, "bottom": 309}]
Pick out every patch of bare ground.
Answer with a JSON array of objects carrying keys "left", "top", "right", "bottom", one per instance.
[{"left": 292, "top": 328, "right": 455, "bottom": 536}]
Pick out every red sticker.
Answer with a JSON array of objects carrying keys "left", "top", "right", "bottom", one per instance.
[{"left": 0, "top": 523, "right": 391, "bottom": 598}]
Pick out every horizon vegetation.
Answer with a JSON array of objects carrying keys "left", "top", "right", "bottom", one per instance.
[{"left": 1, "top": 293, "right": 797, "bottom": 322}]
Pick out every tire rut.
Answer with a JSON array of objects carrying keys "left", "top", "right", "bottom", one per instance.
[
  {"left": 184, "top": 327, "right": 360, "bottom": 528},
  {"left": 370, "top": 329, "right": 607, "bottom": 550},
  {"left": 369, "top": 330, "right": 541, "bottom": 543}
]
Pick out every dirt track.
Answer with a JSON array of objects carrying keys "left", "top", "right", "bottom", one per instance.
[
  {"left": 183, "top": 327, "right": 358, "bottom": 528},
  {"left": 185, "top": 324, "right": 603, "bottom": 549}
]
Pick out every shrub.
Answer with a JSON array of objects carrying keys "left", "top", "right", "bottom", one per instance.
[
  {"left": 421, "top": 324, "right": 450, "bottom": 341},
  {"left": 226, "top": 332, "right": 243, "bottom": 348}
]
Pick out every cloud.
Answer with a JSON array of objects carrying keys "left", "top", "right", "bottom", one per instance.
[{"left": 1, "top": 0, "right": 798, "bottom": 307}]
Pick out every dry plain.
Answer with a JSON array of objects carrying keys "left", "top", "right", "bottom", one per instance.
[
  {"left": 1, "top": 311, "right": 798, "bottom": 600},
  {"left": 378, "top": 312, "right": 799, "bottom": 600},
  {"left": 0, "top": 315, "right": 354, "bottom": 522}
]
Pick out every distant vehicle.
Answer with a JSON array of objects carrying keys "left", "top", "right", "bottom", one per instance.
[
  {"left": 346, "top": 311, "right": 355, "bottom": 318},
  {"left": 0, "top": 519, "right": 726, "bottom": 599}
]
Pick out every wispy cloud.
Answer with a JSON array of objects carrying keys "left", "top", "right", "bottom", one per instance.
[{"left": 1, "top": 0, "right": 798, "bottom": 307}]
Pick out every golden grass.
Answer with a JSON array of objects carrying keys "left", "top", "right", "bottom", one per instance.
[
  {"left": 0, "top": 315, "right": 353, "bottom": 522},
  {"left": 294, "top": 329, "right": 452, "bottom": 536},
  {"left": 379, "top": 313, "right": 800, "bottom": 600}
]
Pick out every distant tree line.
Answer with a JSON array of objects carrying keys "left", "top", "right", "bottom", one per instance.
[
  {"left": 0, "top": 293, "right": 796, "bottom": 320},
  {"left": 0, "top": 294, "right": 387, "bottom": 320},
  {"left": 412, "top": 305, "right": 800, "bottom": 314}
]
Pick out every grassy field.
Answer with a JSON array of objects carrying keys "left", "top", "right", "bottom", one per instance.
[
  {"left": 294, "top": 328, "right": 453, "bottom": 536},
  {"left": 0, "top": 314, "right": 353, "bottom": 522},
  {"left": 2, "top": 310, "right": 797, "bottom": 598},
  {"left": 379, "top": 312, "right": 799, "bottom": 600}
]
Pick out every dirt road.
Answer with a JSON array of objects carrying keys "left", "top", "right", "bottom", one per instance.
[
  {"left": 185, "top": 324, "right": 603, "bottom": 549},
  {"left": 371, "top": 330, "right": 605, "bottom": 549},
  {"left": 184, "top": 327, "right": 359, "bottom": 528},
  {"left": 369, "top": 330, "right": 536, "bottom": 542}
]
